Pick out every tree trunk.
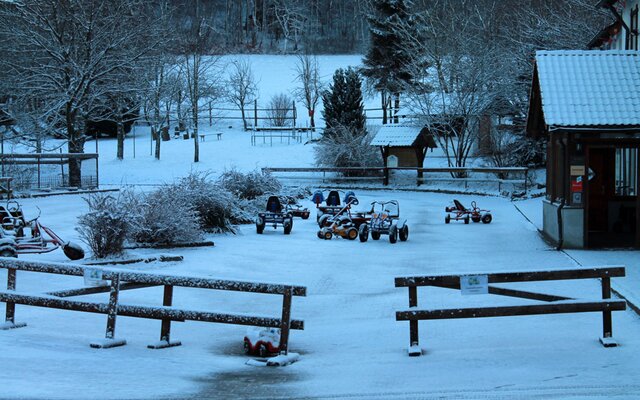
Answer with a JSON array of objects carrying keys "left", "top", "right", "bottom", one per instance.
[
  {"left": 154, "top": 127, "right": 161, "bottom": 160},
  {"left": 116, "top": 118, "right": 124, "bottom": 160},
  {"left": 394, "top": 92, "right": 400, "bottom": 124},
  {"left": 381, "top": 90, "right": 388, "bottom": 125},
  {"left": 241, "top": 107, "right": 247, "bottom": 130},
  {"left": 66, "top": 111, "right": 84, "bottom": 188}
]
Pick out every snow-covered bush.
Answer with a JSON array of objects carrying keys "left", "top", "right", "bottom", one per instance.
[
  {"left": 77, "top": 192, "right": 130, "bottom": 258},
  {"left": 171, "top": 172, "right": 251, "bottom": 233},
  {"left": 314, "top": 124, "right": 382, "bottom": 170},
  {"left": 218, "top": 168, "right": 282, "bottom": 200},
  {"left": 128, "top": 184, "right": 202, "bottom": 245}
]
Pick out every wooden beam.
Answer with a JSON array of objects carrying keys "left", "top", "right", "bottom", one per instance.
[
  {"left": 395, "top": 267, "right": 626, "bottom": 287},
  {"left": 0, "top": 259, "right": 306, "bottom": 296},
  {"left": 0, "top": 291, "right": 305, "bottom": 330},
  {"left": 396, "top": 300, "right": 626, "bottom": 321}
]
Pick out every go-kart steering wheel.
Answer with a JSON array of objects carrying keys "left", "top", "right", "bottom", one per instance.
[{"left": 6, "top": 201, "right": 20, "bottom": 213}]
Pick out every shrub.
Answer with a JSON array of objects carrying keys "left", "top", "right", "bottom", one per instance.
[
  {"left": 218, "top": 168, "right": 282, "bottom": 200},
  {"left": 267, "top": 93, "right": 293, "bottom": 127},
  {"left": 314, "top": 124, "right": 382, "bottom": 170},
  {"left": 77, "top": 192, "right": 130, "bottom": 258},
  {"left": 129, "top": 185, "right": 202, "bottom": 245}
]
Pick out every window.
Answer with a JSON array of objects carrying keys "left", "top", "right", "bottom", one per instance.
[{"left": 615, "top": 148, "right": 638, "bottom": 196}]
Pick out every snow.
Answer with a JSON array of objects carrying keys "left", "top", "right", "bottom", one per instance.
[{"left": 0, "top": 54, "right": 639, "bottom": 399}]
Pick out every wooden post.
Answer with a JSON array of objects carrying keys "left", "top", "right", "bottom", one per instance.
[
  {"left": 1, "top": 268, "right": 26, "bottom": 330},
  {"left": 91, "top": 274, "right": 126, "bottom": 348},
  {"left": 148, "top": 284, "right": 182, "bottom": 349},
  {"left": 600, "top": 277, "right": 614, "bottom": 345},
  {"left": 408, "top": 286, "right": 420, "bottom": 356},
  {"left": 279, "top": 286, "right": 293, "bottom": 355},
  {"left": 254, "top": 99, "right": 258, "bottom": 129},
  {"left": 209, "top": 101, "right": 212, "bottom": 127}
]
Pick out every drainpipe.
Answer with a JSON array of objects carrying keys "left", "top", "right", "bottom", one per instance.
[{"left": 556, "top": 138, "right": 567, "bottom": 250}]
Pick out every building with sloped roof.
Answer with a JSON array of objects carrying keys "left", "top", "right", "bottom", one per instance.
[{"left": 527, "top": 50, "right": 640, "bottom": 248}]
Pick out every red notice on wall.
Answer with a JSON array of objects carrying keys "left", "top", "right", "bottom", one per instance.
[{"left": 572, "top": 176, "right": 583, "bottom": 192}]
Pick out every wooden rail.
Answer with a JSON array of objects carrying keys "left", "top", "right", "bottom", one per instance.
[
  {"left": 394, "top": 266, "right": 626, "bottom": 356},
  {"left": 0, "top": 259, "right": 305, "bottom": 353},
  {"left": 262, "top": 166, "right": 529, "bottom": 191}
]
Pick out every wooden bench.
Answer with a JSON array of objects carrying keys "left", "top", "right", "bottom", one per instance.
[
  {"left": 199, "top": 132, "right": 223, "bottom": 142},
  {"left": 0, "top": 259, "right": 305, "bottom": 356},
  {"left": 395, "top": 266, "right": 626, "bottom": 356}
]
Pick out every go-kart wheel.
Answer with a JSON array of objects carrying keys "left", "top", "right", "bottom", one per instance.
[
  {"left": 256, "top": 217, "right": 265, "bottom": 234},
  {"left": 301, "top": 212, "right": 310, "bottom": 220},
  {"left": 445, "top": 214, "right": 451, "bottom": 224},
  {"left": 471, "top": 215, "right": 481, "bottom": 223},
  {"left": 63, "top": 242, "right": 85, "bottom": 260},
  {"left": 317, "top": 230, "right": 324, "bottom": 239},
  {"left": 389, "top": 226, "right": 398, "bottom": 244},
  {"left": 243, "top": 338, "right": 251, "bottom": 354},
  {"left": 318, "top": 214, "right": 331, "bottom": 228},
  {"left": 346, "top": 227, "right": 358, "bottom": 240},
  {"left": 399, "top": 225, "right": 409, "bottom": 242},
  {"left": 371, "top": 231, "right": 381, "bottom": 240},
  {"left": 359, "top": 224, "right": 369, "bottom": 242},
  {"left": 323, "top": 230, "right": 333, "bottom": 240},
  {"left": 0, "top": 247, "right": 17, "bottom": 258},
  {"left": 283, "top": 218, "right": 293, "bottom": 235},
  {"left": 482, "top": 213, "right": 492, "bottom": 224},
  {"left": 464, "top": 216, "right": 470, "bottom": 224},
  {"left": 258, "top": 343, "right": 268, "bottom": 358}
]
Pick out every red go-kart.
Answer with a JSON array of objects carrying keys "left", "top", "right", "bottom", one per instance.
[{"left": 445, "top": 200, "right": 492, "bottom": 224}]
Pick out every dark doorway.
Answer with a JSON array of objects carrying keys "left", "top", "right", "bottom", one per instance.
[{"left": 587, "top": 147, "right": 638, "bottom": 247}]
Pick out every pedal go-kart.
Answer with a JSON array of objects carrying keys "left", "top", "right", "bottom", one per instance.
[
  {"left": 445, "top": 199, "right": 492, "bottom": 224},
  {"left": 312, "top": 190, "right": 371, "bottom": 228},
  {"left": 256, "top": 196, "right": 294, "bottom": 234},
  {"left": 243, "top": 327, "right": 281, "bottom": 357},
  {"left": 284, "top": 203, "right": 310, "bottom": 220},
  {"left": 358, "top": 200, "right": 409, "bottom": 244},
  {"left": 0, "top": 201, "right": 85, "bottom": 260},
  {"left": 317, "top": 194, "right": 361, "bottom": 240}
]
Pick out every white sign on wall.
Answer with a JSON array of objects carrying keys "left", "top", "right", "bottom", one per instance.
[
  {"left": 387, "top": 155, "right": 398, "bottom": 168},
  {"left": 84, "top": 268, "right": 108, "bottom": 287},
  {"left": 460, "top": 275, "right": 488, "bottom": 295}
]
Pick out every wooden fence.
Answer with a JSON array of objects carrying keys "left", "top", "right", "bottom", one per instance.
[
  {"left": 394, "top": 266, "right": 626, "bottom": 356},
  {"left": 262, "top": 166, "right": 529, "bottom": 192},
  {"left": 0, "top": 259, "right": 305, "bottom": 354}
]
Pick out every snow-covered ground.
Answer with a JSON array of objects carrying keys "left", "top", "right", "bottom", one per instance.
[{"left": 1, "top": 55, "right": 639, "bottom": 399}]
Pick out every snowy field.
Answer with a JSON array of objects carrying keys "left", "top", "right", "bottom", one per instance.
[{"left": 1, "top": 55, "right": 639, "bottom": 399}]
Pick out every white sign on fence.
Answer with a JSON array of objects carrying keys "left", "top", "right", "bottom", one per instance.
[
  {"left": 460, "top": 274, "right": 488, "bottom": 295},
  {"left": 84, "top": 268, "right": 108, "bottom": 287}
]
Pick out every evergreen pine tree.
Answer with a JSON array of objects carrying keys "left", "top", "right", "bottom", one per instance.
[
  {"left": 321, "top": 67, "right": 366, "bottom": 139},
  {"left": 361, "top": 0, "right": 417, "bottom": 124}
]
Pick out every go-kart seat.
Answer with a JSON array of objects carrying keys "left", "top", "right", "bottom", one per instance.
[
  {"left": 453, "top": 199, "right": 466, "bottom": 211},
  {"left": 326, "top": 191, "right": 340, "bottom": 206},
  {"left": 266, "top": 196, "right": 282, "bottom": 213}
]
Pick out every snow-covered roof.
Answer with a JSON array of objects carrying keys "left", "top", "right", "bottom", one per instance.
[
  {"left": 371, "top": 125, "right": 423, "bottom": 146},
  {"left": 535, "top": 50, "right": 640, "bottom": 127}
]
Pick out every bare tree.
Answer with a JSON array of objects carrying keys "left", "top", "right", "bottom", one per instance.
[
  {"left": 0, "top": 0, "right": 158, "bottom": 186},
  {"left": 226, "top": 59, "right": 258, "bottom": 130},
  {"left": 179, "top": 8, "right": 222, "bottom": 163},
  {"left": 273, "top": 0, "right": 308, "bottom": 53},
  {"left": 292, "top": 54, "right": 322, "bottom": 130}
]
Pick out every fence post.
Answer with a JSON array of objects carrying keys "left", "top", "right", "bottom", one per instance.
[
  {"left": 384, "top": 167, "right": 389, "bottom": 186},
  {"left": 148, "top": 284, "right": 182, "bottom": 349},
  {"left": 524, "top": 169, "right": 528, "bottom": 193},
  {"left": 209, "top": 101, "right": 212, "bottom": 127},
  {"left": 254, "top": 99, "right": 258, "bottom": 129},
  {"left": 408, "top": 286, "right": 420, "bottom": 356},
  {"left": 278, "top": 287, "right": 293, "bottom": 355},
  {"left": 599, "top": 276, "right": 616, "bottom": 347},
  {"left": 91, "top": 273, "right": 126, "bottom": 348},
  {"left": 1, "top": 268, "right": 26, "bottom": 330}
]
